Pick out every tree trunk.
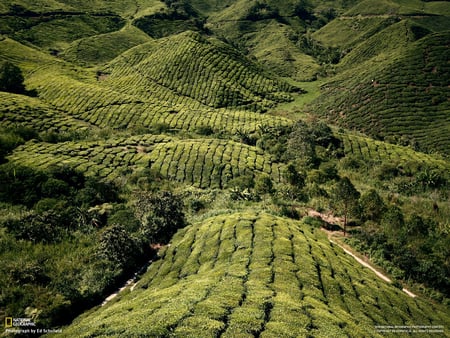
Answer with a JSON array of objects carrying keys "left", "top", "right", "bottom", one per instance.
[{"left": 343, "top": 205, "right": 347, "bottom": 236}]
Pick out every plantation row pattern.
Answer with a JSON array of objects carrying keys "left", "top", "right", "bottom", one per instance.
[
  {"left": 341, "top": 133, "right": 450, "bottom": 171},
  {"left": 313, "top": 32, "right": 450, "bottom": 156},
  {"left": 28, "top": 67, "right": 292, "bottom": 135},
  {"left": 8, "top": 137, "right": 282, "bottom": 188},
  {"left": 60, "top": 212, "right": 450, "bottom": 337},
  {"left": 0, "top": 91, "right": 92, "bottom": 133},
  {"left": 104, "top": 31, "right": 298, "bottom": 112}
]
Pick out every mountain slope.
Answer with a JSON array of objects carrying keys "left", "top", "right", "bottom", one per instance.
[
  {"left": 8, "top": 137, "right": 283, "bottom": 188},
  {"left": 103, "top": 31, "right": 300, "bottom": 112},
  {"left": 59, "top": 212, "right": 450, "bottom": 337},
  {"left": 309, "top": 31, "right": 450, "bottom": 156}
]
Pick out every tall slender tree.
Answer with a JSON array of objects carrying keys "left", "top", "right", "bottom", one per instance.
[{"left": 331, "top": 177, "right": 360, "bottom": 236}]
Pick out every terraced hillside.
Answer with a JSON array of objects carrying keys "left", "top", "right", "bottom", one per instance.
[
  {"left": 0, "top": 92, "right": 93, "bottom": 133},
  {"left": 59, "top": 212, "right": 450, "bottom": 337},
  {"left": 1, "top": 32, "right": 295, "bottom": 134},
  {"left": 1, "top": 0, "right": 449, "bottom": 334},
  {"left": 341, "top": 134, "right": 450, "bottom": 171},
  {"left": 310, "top": 32, "right": 450, "bottom": 156},
  {"left": 8, "top": 136, "right": 283, "bottom": 188},
  {"left": 102, "top": 31, "right": 300, "bottom": 112}
]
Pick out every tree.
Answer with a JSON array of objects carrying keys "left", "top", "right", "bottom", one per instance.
[
  {"left": 136, "top": 191, "right": 186, "bottom": 243},
  {"left": 331, "top": 177, "right": 360, "bottom": 236},
  {"left": 360, "top": 189, "right": 386, "bottom": 222},
  {"left": 0, "top": 61, "right": 26, "bottom": 94},
  {"left": 284, "top": 163, "right": 305, "bottom": 189},
  {"left": 286, "top": 120, "right": 317, "bottom": 166},
  {"left": 96, "top": 224, "right": 140, "bottom": 271},
  {"left": 380, "top": 205, "right": 405, "bottom": 242},
  {"left": 294, "top": 0, "right": 314, "bottom": 20},
  {"left": 255, "top": 173, "right": 274, "bottom": 196}
]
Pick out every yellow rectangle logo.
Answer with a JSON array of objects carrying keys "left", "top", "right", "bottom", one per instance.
[{"left": 5, "top": 317, "right": 13, "bottom": 328}]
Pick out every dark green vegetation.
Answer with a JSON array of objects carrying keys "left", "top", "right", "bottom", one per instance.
[
  {"left": 0, "top": 0, "right": 449, "bottom": 336},
  {"left": 0, "top": 162, "right": 186, "bottom": 328},
  {"left": 310, "top": 31, "right": 450, "bottom": 155},
  {"left": 60, "top": 212, "right": 450, "bottom": 337}
]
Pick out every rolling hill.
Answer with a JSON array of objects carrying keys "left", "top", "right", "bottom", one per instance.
[
  {"left": 0, "top": 0, "right": 449, "bottom": 335},
  {"left": 57, "top": 212, "right": 450, "bottom": 337},
  {"left": 8, "top": 136, "right": 283, "bottom": 188},
  {"left": 309, "top": 31, "right": 450, "bottom": 156}
]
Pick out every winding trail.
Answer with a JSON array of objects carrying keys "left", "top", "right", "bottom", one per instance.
[
  {"left": 308, "top": 210, "right": 417, "bottom": 298},
  {"left": 327, "top": 232, "right": 417, "bottom": 298}
]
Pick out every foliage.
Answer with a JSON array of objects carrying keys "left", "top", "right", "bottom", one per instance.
[
  {"left": 330, "top": 177, "right": 360, "bottom": 234},
  {"left": 1, "top": 0, "right": 449, "bottom": 333},
  {"left": 254, "top": 173, "right": 274, "bottom": 196},
  {"left": 0, "top": 61, "right": 25, "bottom": 94},
  {"left": 96, "top": 224, "right": 141, "bottom": 272},
  {"left": 311, "top": 32, "right": 450, "bottom": 156},
  {"left": 359, "top": 189, "right": 385, "bottom": 222},
  {"left": 245, "top": 2, "right": 282, "bottom": 22},
  {"left": 286, "top": 120, "right": 317, "bottom": 166},
  {"left": 0, "top": 163, "right": 146, "bottom": 328},
  {"left": 60, "top": 212, "right": 450, "bottom": 337},
  {"left": 135, "top": 191, "right": 186, "bottom": 244}
]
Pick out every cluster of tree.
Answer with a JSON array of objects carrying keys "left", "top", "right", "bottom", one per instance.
[
  {"left": 0, "top": 61, "right": 26, "bottom": 94},
  {"left": 0, "top": 161, "right": 187, "bottom": 328},
  {"left": 244, "top": 2, "right": 283, "bottom": 22},
  {"left": 0, "top": 126, "right": 38, "bottom": 163},
  {"left": 343, "top": 155, "right": 449, "bottom": 195},
  {"left": 354, "top": 204, "right": 450, "bottom": 299},
  {"left": 285, "top": 120, "right": 343, "bottom": 165},
  {"left": 134, "top": 4, "right": 206, "bottom": 39}
]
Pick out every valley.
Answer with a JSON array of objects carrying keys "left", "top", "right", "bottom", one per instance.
[{"left": 0, "top": 0, "right": 449, "bottom": 336}]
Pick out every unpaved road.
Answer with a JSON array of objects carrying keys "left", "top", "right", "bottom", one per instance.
[{"left": 308, "top": 209, "right": 417, "bottom": 298}]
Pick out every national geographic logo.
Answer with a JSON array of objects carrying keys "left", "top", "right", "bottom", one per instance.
[
  {"left": 5, "top": 317, "right": 12, "bottom": 328},
  {"left": 4, "top": 317, "right": 36, "bottom": 327}
]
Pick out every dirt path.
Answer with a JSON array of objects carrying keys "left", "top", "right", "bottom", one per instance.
[
  {"left": 322, "top": 228, "right": 417, "bottom": 298},
  {"left": 308, "top": 209, "right": 417, "bottom": 298},
  {"left": 101, "top": 257, "right": 155, "bottom": 306}
]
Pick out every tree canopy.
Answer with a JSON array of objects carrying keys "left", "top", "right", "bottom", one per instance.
[{"left": 0, "top": 61, "right": 26, "bottom": 94}]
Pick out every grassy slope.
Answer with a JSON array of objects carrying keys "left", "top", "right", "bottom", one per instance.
[
  {"left": 0, "top": 0, "right": 162, "bottom": 16},
  {"left": 58, "top": 211, "right": 450, "bottom": 337},
  {"left": 309, "top": 31, "right": 450, "bottom": 156},
  {"left": 245, "top": 21, "right": 321, "bottom": 81},
  {"left": 0, "top": 92, "right": 94, "bottom": 133},
  {"left": 7, "top": 136, "right": 283, "bottom": 187},
  {"left": 102, "top": 31, "right": 299, "bottom": 112},
  {"left": 336, "top": 19, "right": 428, "bottom": 70},
  {"left": 60, "top": 25, "right": 152, "bottom": 66},
  {"left": 205, "top": 0, "right": 322, "bottom": 81},
  {"left": 341, "top": 133, "right": 450, "bottom": 171},
  {"left": 1, "top": 29, "right": 295, "bottom": 134},
  {"left": 1, "top": 0, "right": 449, "bottom": 334}
]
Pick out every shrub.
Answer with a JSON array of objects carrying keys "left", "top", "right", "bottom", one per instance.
[
  {"left": 96, "top": 224, "right": 141, "bottom": 271},
  {"left": 0, "top": 61, "right": 26, "bottom": 94},
  {"left": 255, "top": 173, "right": 274, "bottom": 196},
  {"left": 136, "top": 191, "right": 186, "bottom": 244},
  {"left": 359, "top": 189, "right": 386, "bottom": 222}
]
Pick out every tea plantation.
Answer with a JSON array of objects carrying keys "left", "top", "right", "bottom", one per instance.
[
  {"left": 0, "top": 0, "right": 449, "bottom": 335},
  {"left": 59, "top": 212, "right": 450, "bottom": 337}
]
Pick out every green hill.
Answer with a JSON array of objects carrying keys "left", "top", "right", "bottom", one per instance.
[
  {"left": 60, "top": 25, "right": 151, "bottom": 66},
  {"left": 309, "top": 31, "right": 450, "bottom": 156},
  {"left": 0, "top": 0, "right": 449, "bottom": 334},
  {"left": 103, "top": 30, "right": 300, "bottom": 112},
  {"left": 0, "top": 91, "right": 93, "bottom": 133},
  {"left": 58, "top": 212, "right": 450, "bottom": 337},
  {"left": 7, "top": 136, "right": 283, "bottom": 188}
]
